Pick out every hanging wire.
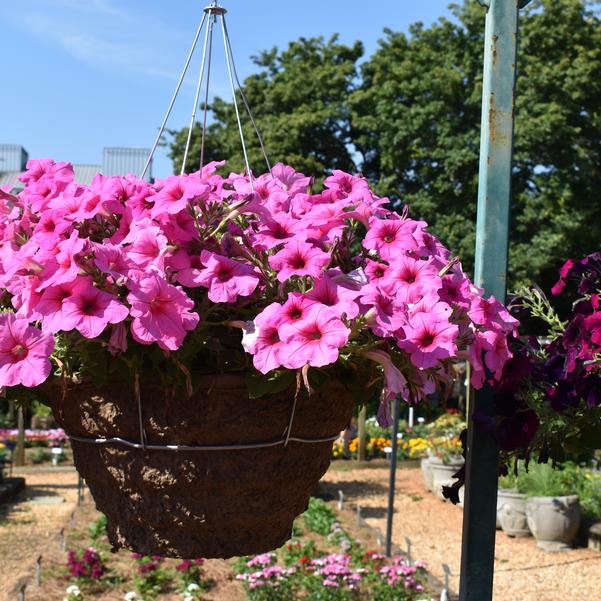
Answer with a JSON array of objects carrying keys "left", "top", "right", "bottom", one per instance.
[
  {"left": 180, "top": 7, "right": 215, "bottom": 175},
  {"left": 222, "top": 14, "right": 273, "bottom": 176},
  {"left": 199, "top": 12, "right": 216, "bottom": 171},
  {"left": 141, "top": 12, "right": 208, "bottom": 180},
  {"left": 142, "top": 1, "right": 272, "bottom": 190},
  {"left": 220, "top": 11, "right": 254, "bottom": 190}
]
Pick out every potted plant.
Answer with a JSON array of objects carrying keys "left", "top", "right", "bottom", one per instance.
[
  {"left": 0, "top": 159, "right": 517, "bottom": 558},
  {"left": 521, "top": 463, "right": 581, "bottom": 551},
  {"left": 497, "top": 471, "right": 530, "bottom": 537},
  {"left": 428, "top": 436, "right": 464, "bottom": 500}
]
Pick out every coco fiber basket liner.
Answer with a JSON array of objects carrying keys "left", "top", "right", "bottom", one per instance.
[{"left": 51, "top": 374, "right": 355, "bottom": 559}]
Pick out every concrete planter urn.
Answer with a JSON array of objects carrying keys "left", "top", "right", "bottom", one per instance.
[
  {"left": 498, "top": 489, "right": 530, "bottom": 537},
  {"left": 421, "top": 457, "right": 434, "bottom": 491},
  {"left": 429, "top": 456, "right": 464, "bottom": 500},
  {"left": 526, "top": 495, "right": 581, "bottom": 551}
]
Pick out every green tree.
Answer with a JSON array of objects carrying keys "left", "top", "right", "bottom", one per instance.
[
  {"left": 351, "top": 0, "right": 601, "bottom": 289},
  {"left": 169, "top": 36, "right": 363, "bottom": 177}
]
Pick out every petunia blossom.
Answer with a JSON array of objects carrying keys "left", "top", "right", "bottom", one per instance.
[
  {"left": 0, "top": 313, "right": 54, "bottom": 387},
  {"left": 196, "top": 251, "right": 260, "bottom": 303},
  {"left": 268, "top": 240, "right": 330, "bottom": 282},
  {"left": 397, "top": 312, "right": 458, "bottom": 369},
  {"left": 62, "top": 277, "right": 129, "bottom": 338},
  {"left": 127, "top": 274, "right": 199, "bottom": 351},
  {"left": 279, "top": 304, "right": 350, "bottom": 368}
]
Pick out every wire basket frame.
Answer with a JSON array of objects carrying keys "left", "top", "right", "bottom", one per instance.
[{"left": 140, "top": 1, "right": 272, "bottom": 188}]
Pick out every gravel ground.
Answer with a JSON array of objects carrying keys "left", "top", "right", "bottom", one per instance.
[
  {"left": 321, "top": 463, "right": 601, "bottom": 601},
  {"left": 0, "top": 468, "right": 80, "bottom": 601}
]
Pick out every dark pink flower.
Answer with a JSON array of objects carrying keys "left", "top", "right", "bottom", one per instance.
[
  {"left": 0, "top": 313, "right": 54, "bottom": 387},
  {"left": 197, "top": 252, "right": 260, "bottom": 303},
  {"left": 62, "top": 277, "right": 129, "bottom": 338},
  {"left": 127, "top": 274, "right": 199, "bottom": 351},
  {"left": 279, "top": 304, "right": 350, "bottom": 368},
  {"left": 268, "top": 240, "right": 330, "bottom": 282},
  {"left": 398, "top": 312, "right": 458, "bottom": 368}
]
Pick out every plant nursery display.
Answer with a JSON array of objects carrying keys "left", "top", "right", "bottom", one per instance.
[{"left": 0, "top": 158, "right": 517, "bottom": 557}]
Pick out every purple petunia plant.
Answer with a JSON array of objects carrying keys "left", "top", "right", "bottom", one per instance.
[{"left": 0, "top": 160, "right": 518, "bottom": 418}]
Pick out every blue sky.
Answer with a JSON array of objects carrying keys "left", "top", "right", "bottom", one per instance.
[{"left": 0, "top": 0, "right": 455, "bottom": 178}]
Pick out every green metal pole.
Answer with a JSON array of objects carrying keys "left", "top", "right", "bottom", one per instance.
[{"left": 459, "top": 1, "right": 528, "bottom": 599}]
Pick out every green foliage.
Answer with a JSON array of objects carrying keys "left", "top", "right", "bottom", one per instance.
[
  {"left": 303, "top": 497, "right": 337, "bottom": 536},
  {"left": 30, "top": 447, "right": 49, "bottom": 464},
  {"left": 169, "top": 36, "right": 363, "bottom": 177},
  {"left": 132, "top": 556, "right": 171, "bottom": 601},
  {"left": 352, "top": 0, "right": 601, "bottom": 290},
  {"left": 170, "top": 0, "right": 601, "bottom": 292},
  {"left": 88, "top": 515, "right": 108, "bottom": 542},
  {"left": 500, "top": 461, "right": 601, "bottom": 519},
  {"left": 281, "top": 539, "right": 317, "bottom": 567}
]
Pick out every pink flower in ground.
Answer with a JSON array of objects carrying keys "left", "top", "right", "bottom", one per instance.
[
  {"left": 197, "top": 251, "right": 260, "bottom": 303},
  {"left": 380, "top": 256, "right": 441, "bottom": 304},
  {"left": 62, "top": 277, "right": 129, "bottom": 338},
  {"left": 362, "top": 218, "right": 421, "bottom": 261},
  {"left": 268, "top": 240, "right": 330, "bottom": 282},
  {"left": 127, "top": 274, "right": 199, "bottom": 351},
  {"left": 397, "top": 312, "right": 458, "bottom": 369},
  {"left": 0, "top": 313, "right": 54, "bottom": 387},
  {"left": 245, "top": 302, "right": 287, "bottom": 374},
  {"left": 279, "top": 304, "right": 350, "bottom": 368}
]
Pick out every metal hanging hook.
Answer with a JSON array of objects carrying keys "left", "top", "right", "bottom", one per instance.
[{"left": 141, "top": 1, "right": 271, "bottom": 187}]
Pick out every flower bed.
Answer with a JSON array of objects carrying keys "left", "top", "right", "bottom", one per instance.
[{"left": 0, "top": 427, "right": 67, "bottom": 448}]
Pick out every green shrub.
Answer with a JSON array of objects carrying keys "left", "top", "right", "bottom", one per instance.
[
  {"left": 303, "top": 498, "right": 336, "bottom": 536},
  {"left": 30, "top": 448, "right": 49, "bottom": 464}
]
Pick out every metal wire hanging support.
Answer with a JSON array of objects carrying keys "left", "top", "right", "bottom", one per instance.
[{"left": 141, "top": 1, "right": 272, "bottom": 186}]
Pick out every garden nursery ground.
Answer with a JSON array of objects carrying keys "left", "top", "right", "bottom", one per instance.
[{"left": 1, "top": 464, "right": 600, "bottom": 601}]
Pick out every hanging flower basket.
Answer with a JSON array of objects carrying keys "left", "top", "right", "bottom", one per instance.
[{"left": 54, "top": 374, "right": 355, "bottom": 558}]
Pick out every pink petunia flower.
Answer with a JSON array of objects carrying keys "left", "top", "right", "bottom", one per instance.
[
  {"left": 305, "top": 274, "right": 361, "bottom": 319},
  {"left": 36, "top": 230, "right": 86, "bottom": 291},
  {"left": 468, "top": 295, "right": 519, "bottom": 334},
  {"left": 268, "top": 240, "right": 330, "bottom": 282},
  {"left": 362, "top": 218, "right": 421, "bottom": 261},
  {"left": 36, "top": 280, "right": 79, "bottom": 333},
  {"left": 127, "top": 274, "right": 199, "bottom": 351},
  {"left": 397, "top": 312, "right": 458, "bottom": 369},
  {"left": 245, "top": 302, "right": 287, "bottom": 374},
  {"left": 380, "top": 256, "right": 441, "bottom": 304},
  {"left": 196, "top": 251, "right": 260, "bottom": 303},
  {"left": 148, "top": 175, "right": 210, "bottom": 218},
  {"left": 0, "top": 313, "right": 54, "bottom": 387},
  {"left": 279, "top": 304, "right": 350, "bottom": 368},
  {"left": 62, "top": 277, "right": 129, "bottom": 338},
  {"left": 122, "top": 219, "right": 170, "bottom": 272}
]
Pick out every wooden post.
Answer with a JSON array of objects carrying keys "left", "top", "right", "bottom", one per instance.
[
  {"left": 14, "top": 406, "right": 25, "bottom": 467},
  {"left": 357, "top": 405, "right": 367, "bottom": 461}
]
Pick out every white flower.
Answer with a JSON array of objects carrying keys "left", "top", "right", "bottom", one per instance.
[
  {"left": 183, "top": 594, "right": 194, "bottom": 601},
  {"left": 124, "top": 592, "right": 138, "bottom": 601},
  {"left": 187, "top": 583, "right": 200, "bottom": 592},
  {"left": 66, "top": 585, "right": 81, "bottom": 595}
]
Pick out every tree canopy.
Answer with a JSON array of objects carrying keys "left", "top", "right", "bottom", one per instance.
[{"left": 169, "top": 0, "right": 601, "bottom": 290}]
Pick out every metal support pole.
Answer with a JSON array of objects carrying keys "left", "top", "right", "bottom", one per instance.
[
  {"left": 384, "top": 396, "right": 401, "bottom": 557},
  {"left": 459, "top": 1, "right": 526, "bottom": 599},
  {"left": 357, "top": 405, "right": 367, "bottom": 461}
]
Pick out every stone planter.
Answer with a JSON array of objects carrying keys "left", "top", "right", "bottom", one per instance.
[
  {"left": 429, "top": 456, "right": 464, "bottom": 500},
  {"left": 526, "top": 495, "right": 581, "bottom": 551},
  {"left": 421, "top": 457, "right": 434, "bottom": 491},
  {"left": 498, "top": 489, "right": 530, "bottom": 537}
]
